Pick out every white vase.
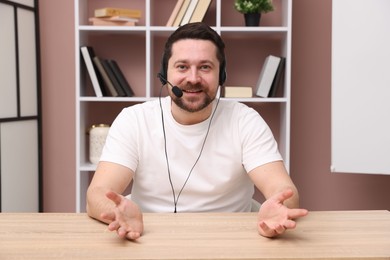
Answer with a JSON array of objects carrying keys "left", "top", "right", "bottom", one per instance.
[{"left": 89, "top": 124, "right": 110, "bottom": 164}]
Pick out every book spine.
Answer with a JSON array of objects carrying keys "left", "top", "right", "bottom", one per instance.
[
  {"left": 89, "top": 18, "right": 136, "bottom": 26},
  {"left": 101, "top": 59, "right": 126, "bottom": 97},
  {"left": 180, "top": 0, "right": 198, "bottom": 25},
  {"left": 94, "top": 8, "right": 142, "bottom": 18},
  {"left": 223, "top": 86, "right": 253, "bottom": 98},
  {"left": 173, "top": 0, "right": 191, "bottom": 26},
  {"left": 255, "top": 55, "right": 281, "bottom": 97},
  {"left": 92, "top": 56, "right": 118, "bottom": 97},
  {"left": 269, "top": 57, "right": 286, "bottom": 97},
  {"left": 80, "top": 46, "right": 103, "bottom": 97},
  {"left": 166, "top": 0, "right": 185, "bottom": 26},
  {"left": 107, "top": 60, "right": 135, "bottom": 97},
  {"left": 189, "top": 0, "right": 212, "bottom": 23}
]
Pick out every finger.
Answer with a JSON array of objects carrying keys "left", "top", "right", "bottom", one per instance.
[
  {"left": 288, "top": 208, "right": 309, "bottom": 219},
  {"left": 117, "top": 227, "right": 141, "bottom": 240},
  {"left": 282, "top": 219, "right": 297, "bottom": 229},
  {"left": 258, "top": 221, "right": 277, "bottom": 238},
  {"left": 117, "top": 227, "right": 129, "bottom": 239},
  {"left": 126, "top": 231, "right": 141, "bottom": 240},
  {"left": 106, "top": 191, "right": 123, "bottom": 206},
  {"left": 274, "top": 224, "right": 286, "bottom": 235},
  {"left": 108, "top": 221, "right": 120, "bottom": 232}
]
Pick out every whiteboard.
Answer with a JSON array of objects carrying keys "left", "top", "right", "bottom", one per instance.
[{"left": 331, "top": 0, "right": 390, "bottom": 174}]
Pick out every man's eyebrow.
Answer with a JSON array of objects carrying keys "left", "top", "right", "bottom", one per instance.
[
  {"left": 173, "top": 59, "right": 188, "bottom": 64},
  {"left": 173, "top": 59, "right": 216, "bottom": 65}
]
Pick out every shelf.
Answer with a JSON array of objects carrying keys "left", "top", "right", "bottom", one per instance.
[
  {"left": 222, "top": 97, "right": 288, "bottom": 103},
  {"left": 78, "top": 96, "right": 288, "bottom": 103},
  {"left": 79, "top": 96, "right": 152, "bottom": 102},
  {"left": 80, "top": 162, "right": 97, "bottom": 172},
  {"left": 220, "top": 26, "right": 288, "bottom": 32},
  {"left": 78, "top": 25, "right": 147, "bottom": 32}
]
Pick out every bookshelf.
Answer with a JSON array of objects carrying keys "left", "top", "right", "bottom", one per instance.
[{"left": 75, "top": 0, "right": 292, "bottom": 212}]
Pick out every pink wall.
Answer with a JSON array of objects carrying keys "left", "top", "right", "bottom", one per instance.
[
  {"left": 39, "top": 0, "right": 390, "bottom": 212},
  {"left": 39, "top": 0, "right": 76, "bottom": 211},
  {"left": 291, "top": 0, "right": 390, "bottom": 210}
]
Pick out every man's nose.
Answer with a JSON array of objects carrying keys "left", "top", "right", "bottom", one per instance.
[{"left": 186, "top": 68, "right": 201, "bottom": 83}]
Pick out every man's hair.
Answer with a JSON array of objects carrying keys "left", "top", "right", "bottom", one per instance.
[{"left": 160, "top": 22, "right": 226, "bottom": 85}]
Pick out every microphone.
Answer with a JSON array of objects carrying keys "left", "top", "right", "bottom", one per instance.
[{"left": 157, "top": 73, "right": 183, "bottom": 98}]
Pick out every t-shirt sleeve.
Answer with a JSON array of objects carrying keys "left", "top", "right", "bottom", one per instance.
[
  {"left": 239, "top": 106, "right": 283, "bottom": 173},
  {"left": 100, "top": 107, "right": 139, "bottom": 172}
]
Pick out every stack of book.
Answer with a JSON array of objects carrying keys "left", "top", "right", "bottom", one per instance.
[
  {"left": 89, "top": 7, "right": 142, "bottom": 26},
  {"left": 80, "top": 46, "right": 135, "bottom": 98},
  {"left": 166, "top": 0, "right": 213, "bottom": 27}
]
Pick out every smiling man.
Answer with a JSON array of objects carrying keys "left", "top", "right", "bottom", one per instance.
[{"left": 86, "top": 22, "right": 308, "bottom": 240}]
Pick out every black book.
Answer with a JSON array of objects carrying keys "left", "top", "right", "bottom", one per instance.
[
  {"left": 107, "top": 60, "right": 135, "bottom": 97},
  {"left": 269, "top": 57, "right": 286, "bottom": 97},
  {"left": 101, "top": 59, "right": 126, "bottom": 97},
  {"left": 92, "top": 56, "right": 118, "bottom": 97}
]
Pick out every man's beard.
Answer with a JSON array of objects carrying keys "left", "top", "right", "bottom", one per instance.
[{"left": 172, "top": 90, "right": 215, "bottom": 113}]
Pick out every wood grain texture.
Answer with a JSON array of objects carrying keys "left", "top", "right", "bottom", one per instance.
[{"left": 0, "top": 211, "right": 389, "bottom": 259}]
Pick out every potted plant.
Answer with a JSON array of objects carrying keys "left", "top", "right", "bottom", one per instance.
[{"left": 234, "top": 0, "right": 274, "bottom": 26}]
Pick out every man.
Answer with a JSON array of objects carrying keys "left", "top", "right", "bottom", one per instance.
[{"left": 86, "top": 22, "right": 308, "bottom": 240}]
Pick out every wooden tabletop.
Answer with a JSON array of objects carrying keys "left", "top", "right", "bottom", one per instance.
[{"left": 0, "top": 210, "right": 389, "bottom": 259}]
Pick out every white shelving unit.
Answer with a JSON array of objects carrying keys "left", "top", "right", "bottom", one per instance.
[{"left": 74, "top": 0, "right": 292, "bottom": 212}]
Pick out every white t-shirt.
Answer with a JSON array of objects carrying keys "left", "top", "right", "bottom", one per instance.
[{"left": 100, "top": 96, "right": 282, "bottom": 213}]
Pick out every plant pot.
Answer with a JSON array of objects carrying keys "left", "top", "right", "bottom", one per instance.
[{"left": 244, "top": 13, "right": 261, "bottom": 26}]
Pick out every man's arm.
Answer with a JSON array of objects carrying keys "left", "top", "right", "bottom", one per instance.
[
  {"left": 86, "top": 161, "right": 144, "bottom": 239},
  {"left": 248, "top": 161, "right": 308, "bottom": 237},
  {"left": 86, "top": 161, "right": 132, "bottom": 221},
  {"left": 248, "top": 160, "right": 299, "bottom": 207}
]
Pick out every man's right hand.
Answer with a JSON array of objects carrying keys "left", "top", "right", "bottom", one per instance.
[{"left": 101, "top": 191, "right": 144, "bottom": 240}]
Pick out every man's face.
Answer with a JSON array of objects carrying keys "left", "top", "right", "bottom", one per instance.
[{"left": 167, "top": 39, "right": 220, "bottom": 113}]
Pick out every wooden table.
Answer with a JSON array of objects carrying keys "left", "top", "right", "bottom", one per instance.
[{"left": 0, "top": 211, "right": 389, "bottom": 259}]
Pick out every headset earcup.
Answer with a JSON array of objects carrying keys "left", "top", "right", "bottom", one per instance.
[
  {"left": 159, "top": 57, "right": 167, "bottom": 85},
  {"left": 219, "top": 61, "right": 227, "bottom": 85}
]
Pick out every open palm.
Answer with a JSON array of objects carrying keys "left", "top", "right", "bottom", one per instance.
[{"left": 257, "top": 189, "right": 308, "bottom": 237}]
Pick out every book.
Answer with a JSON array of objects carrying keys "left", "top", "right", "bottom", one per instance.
[
  {"left": 189, "top": 0, "right": 212, "bottom": 23},
  {"left": 166, "top": 0, "right": 185, "bottom": 26},
  {"left": 222, "top": 86, "right": 253, "bottom": 98},
  {"left": 103, "top": 16, "right": 139, "bottom": 22},
  {"left": 255, "top": 55, "right": 281, "bottom": 97},
  {"left": 92, "top": 56, "right": 119, "bottom": 97},
  {"left": 101, "top": 59, "right": 126, "bottom": 97},
  {"left": 106, "top": 59, "right": 135, "bottom": 97},
  {"left": 88, "top": 17, "right": 137, "bottom": 26},
  {"left": 173, "top": 0, "right": 191, "bottom": 26},
  {"left": 268, "top": 57, "right": 285, "bottom": 97},
  {"left": 94, "top": 7, "right": 142, "bottom": 18},
  {"left": 180, "top": 0, "right": 199, "bottom": 25},
  {"left": 80, "top": 46, "right": 103, "bottom": 97}
]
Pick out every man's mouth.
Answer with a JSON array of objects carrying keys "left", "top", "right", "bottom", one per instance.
[{"left": 182, "top": 89, "right": 202, "bottom": 94}]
